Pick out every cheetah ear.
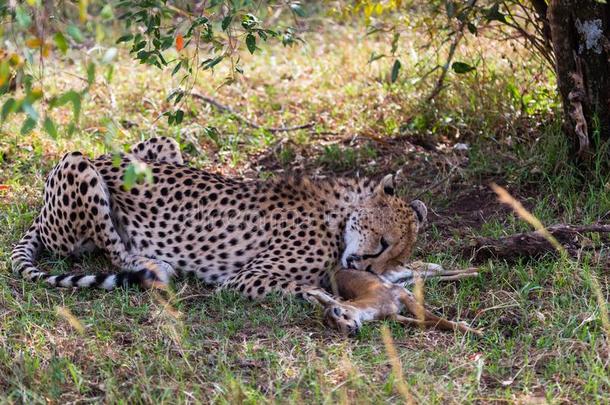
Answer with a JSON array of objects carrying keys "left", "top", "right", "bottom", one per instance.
[
  {"left": 373, "top": 174, "right": 395, "bottom": 197},
  {"left": 409, "top": 200, "right": 427, "bottom": 225}
]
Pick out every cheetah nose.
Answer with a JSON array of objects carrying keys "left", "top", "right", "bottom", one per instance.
[{"left": 345, "top": 255, "right": 358, "bottom": 269}]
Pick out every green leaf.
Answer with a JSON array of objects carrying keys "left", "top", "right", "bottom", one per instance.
[
  {"left": 116, "top": 34, "right": 133, "bottom": 44},
  {"left": 100, "top": 4, "right": 114, "bottom": 19},
  {"left": 1, "top": 98, "right": 16, "bottom": 122},
  {"left": 445, "top": 1, "right": 456, "bottom": 18},
  {"left": 21, "top": 117, "right": 36, "bottom": 135},
  {"left": 246, "top": 34, "right": 256, "bottom": 54},
  {"left": 123, "top": 164, "right": 136, "bottom": 191},
  {"left": 50, "top": 90, "right": 82, "bottom": 121},
  {"left": 54, "top": 32, "right": 69, "bottom": 54},
  {"left": 174, "top": 109, "right": 184, "bottom": 124},
  {"left": 368, "top": 52, "right": 386, "bottom": 64},
  {"left": 390, "top": 59, "right": 401, "bottom": 83},
  {"left": 43, "top": 117, "right": 58, "bottom": 139},
  {"left": 203, "top": 126, "right": 220, "bottom": 145},
  {"left": 171, "top": 60, "right": 182, "bottom": 76},
  {"left": 67, "top": 25, "right": 84, "bottom": 43},
  {"left": 282, "top": 29, "right": 296, "bottom": 46},
  {"left": 290, "top": 2, "right": 306, "bottom": 17},
  {"left": 201, "top": 56, "right": 224, "bottom": 70},
  {"left": 86, "top": 62, "right": 95, "bottom": 85},
  {"left": 485, "top": 4, "right": 507, "bottom": 23},
  {"left": 187, "top": 16, "right": 210, "bottom": 37},
  {"left": 112, "top": 153, "right": 122, "bottom": 167},
  {"left": 117, "top": 11, "right": 132, "bottom": 20},
  {"left": 168, "top": 89, "right": 184, "bottom": 104},
  {"left": 451, "top": 61, "right": 476, "bottom": 74},
  {"left": 22, "top": 102, "right": 39, "bottom": 121},
  {"left": 136, "top": 50, "right": 150, "bottom": 63},
  {"left": 241, "top": 14, "right": 259, "bottom": 31},
  {"left": 221, "top": 15, "right": 233, "bottom": 31},
  {"left": 0, "top": 61, "right": 9, "bottom": 87},
  {"left": 132, "top": 41, "right": 146, "bottom": 53},
  {"left": 23, "top": 74, "right": 33, "bottom": 94},
  {"left": 174, "top": 93, "right": 184, "bottom": 105},
  {"left": 67, "top": 122, "right": 76, "bottom": 135},
  {"left": 391, "top": 32, "right": 400, "bottom": 55},
  {"left": 15, "top": 6, "right": 31, "bottom": 29},
  {"left": 102, "top": 48, "right": 118, "bottom": 64},
  {"left": 106, "top": 65, "right": 115, "bottom": 82},
  {"left": 467, "top": 23, "right": 477, "bottom": 35}
]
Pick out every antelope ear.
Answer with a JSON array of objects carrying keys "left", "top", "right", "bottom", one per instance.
[{"left": 373, "top": 174, "right": 395, "bottom": 197}]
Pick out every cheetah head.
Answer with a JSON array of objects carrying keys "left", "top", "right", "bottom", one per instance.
[{"left": 341, "top": 174, "right": 427, "bottom": 274}]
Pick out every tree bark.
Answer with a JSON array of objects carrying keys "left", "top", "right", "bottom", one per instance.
[{"left": 547, "top": 1, "right": 610, "bottom": 159}]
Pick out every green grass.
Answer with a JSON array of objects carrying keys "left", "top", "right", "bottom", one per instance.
[{"left": 1, "top": 20, "right": 609, "bottom": 404}]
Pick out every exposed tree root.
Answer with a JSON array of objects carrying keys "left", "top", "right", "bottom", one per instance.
[{"left": 464, "top": 224, "right": 610, "bottom": 262}]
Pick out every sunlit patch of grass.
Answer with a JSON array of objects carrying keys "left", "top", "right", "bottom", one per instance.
[{"left": 315, "top": 143, "right": 379, "bottom": 172}]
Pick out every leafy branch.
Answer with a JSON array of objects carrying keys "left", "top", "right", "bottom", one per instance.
[{"left": 0, "top": 1, "right": 305, "bottom": 138}]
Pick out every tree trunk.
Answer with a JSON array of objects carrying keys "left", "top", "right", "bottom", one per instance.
[{"left": 547, "top": 0, "right": 610, "bottom": 159}]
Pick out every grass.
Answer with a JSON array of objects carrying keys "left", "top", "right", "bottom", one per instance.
[{"left": 1, "top": 17, "right": 609, "bottom": 404}]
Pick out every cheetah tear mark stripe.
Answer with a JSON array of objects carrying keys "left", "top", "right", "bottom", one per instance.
[{"left": 11, "top": 222, "right": 157, "bottom": 290}]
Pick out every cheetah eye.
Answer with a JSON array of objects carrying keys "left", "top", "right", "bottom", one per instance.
[{"left": 380, "top": 237, "right": 389, "bottom": 250}]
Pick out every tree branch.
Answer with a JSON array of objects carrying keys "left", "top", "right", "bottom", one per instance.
[{"left": 426, "top": 23, "right": 465, "bottom": 102}]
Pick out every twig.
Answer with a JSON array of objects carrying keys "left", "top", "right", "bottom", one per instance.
[
  {"left": 191, "top": 91, "right": 314, "bottom": 133},
  {"left": 499, "top": 1, "right": 555, "bottom": 67},
  {"left": 426, "top": 22, "right": 467, "bottom": 102}
]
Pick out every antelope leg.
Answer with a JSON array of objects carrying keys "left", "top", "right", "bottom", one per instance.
[
  {"left": 398, "top": 289, "right": 483, "bottom": 336},
  {"left": 383, "top": 262, "right": 479, "bottom": 285}
]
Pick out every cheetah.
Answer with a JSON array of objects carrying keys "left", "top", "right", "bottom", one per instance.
[{"left": 11, "top": 137, "right": 475, "bottom": 333}]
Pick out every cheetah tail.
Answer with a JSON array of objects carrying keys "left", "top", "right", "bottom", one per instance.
[
  {"left": 11, "top": 222, "right": 45, "bottom": 281},
  {"left": 11, "top": 222, "right": 159, "bottom": 290}
]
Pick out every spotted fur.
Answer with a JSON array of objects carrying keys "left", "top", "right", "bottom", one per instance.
[{"left": 11, "top": 137, "right": 426, "bottom": 303}]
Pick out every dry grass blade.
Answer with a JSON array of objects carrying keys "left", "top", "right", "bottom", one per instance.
[
  {"left": 381, "top": 325, "right": 416, "bottom": 404},
  {"left": 491, "top": 183, "right": 609, "bottom": 348},
  {"left": 586, "top": 272, "right": 610, "bottom": 349},
  {"left": 490, "top": 183, "right": 566, "bottom": 256},
  {"left": 413, "top": 276, "right": 425, "bottom": 325},
  {"left": 56, "top": 306, "right": 85, "bottom": 334}
]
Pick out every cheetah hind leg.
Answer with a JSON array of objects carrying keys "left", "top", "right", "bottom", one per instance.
[{"left": 13, "top": 152, "right": 175, "bottom": 290}]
